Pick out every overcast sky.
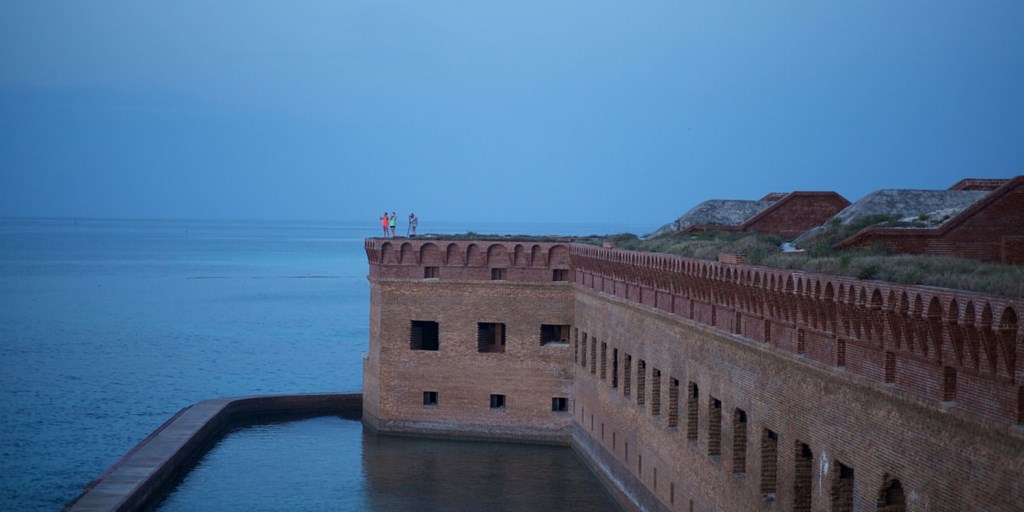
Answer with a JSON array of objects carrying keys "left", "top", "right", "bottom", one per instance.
[{"left": 1, "top": 1, "right": 1022, "bottom": 228}]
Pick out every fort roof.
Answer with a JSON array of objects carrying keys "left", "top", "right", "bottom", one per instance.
[{"left": 828, "top": 188, "right": 990, "bottom": 227}]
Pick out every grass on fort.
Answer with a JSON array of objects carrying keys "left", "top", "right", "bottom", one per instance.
[
  {"left": 417, "top": 223, "right": 1024, "bottom": 297},
  {"left": 574, "top": 226, "right": 1024, "bottom": 299}
]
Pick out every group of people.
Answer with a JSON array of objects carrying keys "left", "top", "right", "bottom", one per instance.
[{"left": 379, "top": 211, "right": 418, "bottom": 238}]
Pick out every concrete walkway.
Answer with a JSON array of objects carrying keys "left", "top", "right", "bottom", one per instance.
[{"left": 64, "top": 393, "right": 361, "bottom": 512}]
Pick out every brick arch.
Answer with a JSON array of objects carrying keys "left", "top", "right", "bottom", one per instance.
[
  {"left": 877, "top": 477, "right": 906, "bottom": 512},
  {"left": 531, "top": 244, "right": 546, "bottom": 267},
  {"left": 399, "top": 242, "right": 417, "bottom": 265},
  {"left": 981, "top": 304, "right": 998, "bottom": 374},
  {"left": 964, "top": 301, "right": 981, "bottom": 370},
  {"left": 513, "top": 244, "right": 528, "bottom": 267},
  {"left": 466, "top": 243, "right": 485, "bottom": 267},
  {"left": 927, "top": 296, "right": 945, "bottom": 358},
  {"left": 446, "top": 243, "right": 463, "bottom": 266},
  {"left": 420, "top": 243, "right": 442, "bottom": 266},
  {"left": 380, "top": 242, "right": 397, "bottom": 265},
  {"left": 998, "top": 307, "right": 1017, "bottom": 377},
  {"left": 549, "top": 245, "right": 570, "bottom": 267},
  {"left": 487, "top": 244, "right": 509, "bottom": 268},
  {"left": 948, "top": 298, "right": 966, "bottom": 366}
]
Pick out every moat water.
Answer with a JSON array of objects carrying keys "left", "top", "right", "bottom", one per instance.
[
  {"left": 156, "top": 415, "right": 622, "bottom": 512},
  {"left": 0, "top": 218, "right": 644, "bottom": 511}
]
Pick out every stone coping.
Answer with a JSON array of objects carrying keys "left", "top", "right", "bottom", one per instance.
[{"left": 64, "top": 393, "right": 362, "bottom": 512}]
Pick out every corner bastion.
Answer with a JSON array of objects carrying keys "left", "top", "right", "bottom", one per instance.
[{"left": 365, "top": 237, "right": 1022, "bottom": 512}]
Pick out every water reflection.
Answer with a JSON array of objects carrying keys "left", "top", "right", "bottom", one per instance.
[{"left": 157, "top": 416, "right": 621, "bottom": 512}]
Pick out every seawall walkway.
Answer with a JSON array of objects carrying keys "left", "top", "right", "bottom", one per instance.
[{"left": 64, "top": 393, "right": 362, "bottom": 512}]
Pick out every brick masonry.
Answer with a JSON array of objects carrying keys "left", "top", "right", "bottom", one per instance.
[{"left": 364, "top": 239, "right": 1023, "bottom": 512}]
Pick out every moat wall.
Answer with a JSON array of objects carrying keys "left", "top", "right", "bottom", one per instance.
[{"left": 364, "top": 238, "right": 1023, "bottom": 512}]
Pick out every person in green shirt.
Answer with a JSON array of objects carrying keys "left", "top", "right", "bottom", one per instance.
[{"left": 389, "top": 212, "right": 397, "bottom": 237}]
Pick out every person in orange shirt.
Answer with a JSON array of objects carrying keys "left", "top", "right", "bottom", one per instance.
[{"left": 379, "top": 212, "right": 389, "bottom": 237}]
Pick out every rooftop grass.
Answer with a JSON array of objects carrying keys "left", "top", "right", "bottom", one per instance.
[{"left": 575, "top": 231, "right": 1024, "bottom": 299}]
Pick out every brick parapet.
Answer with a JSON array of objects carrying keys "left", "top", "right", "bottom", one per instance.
[
  {"left": 365, "top": 238, "right": 572, "bottom": 282},
  {"left": 570, "top": 243, "right": 1022, "bottom": 425}
]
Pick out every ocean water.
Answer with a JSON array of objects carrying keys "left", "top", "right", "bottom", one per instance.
[{"left": 0, "top": 218, "right": 645, "bottom": 512}]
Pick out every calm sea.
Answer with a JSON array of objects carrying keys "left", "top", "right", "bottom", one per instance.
[{"left": 0, "top": 218, "right": 645, "bottom": 512}]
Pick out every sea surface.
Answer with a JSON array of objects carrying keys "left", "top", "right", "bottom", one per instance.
[{"left": 0, "top": 218, "right": 645, "bottom": 512}]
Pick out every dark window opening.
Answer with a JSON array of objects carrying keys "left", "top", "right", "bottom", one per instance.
[
  {"left": 540, "top": 324, "right": 570, "bottom": 345},
  {"left": 884, "top": 351, "right": 896, "bottom": 383},
  {"left": 651, "top": 368, "right": 662, "bottom": 416},
  {"left": 600, "top": 342, "right": 607, "bottom": 379},
  {"left": 708, "top": 397, "right": 722, "bottom": 457},
  {"left": 491, "top": 268, "right": 506, "bottom": 280},
  {"left": 733, "top": 409, "right": 747, "bottom": 474},
  {"left": 490, "top": 394, "right": 506, "bottom": 409},
  {"left": 760, "top": 429, "right": 778, "bottom": 500},
  {"left": 943, "top": 366, "right": 956, "bottom": 402},
  {"left": 590, "top": 338, "right": 597, "bottom": 374},
  {"left": 831, "top": 462, "right": 854, "bottom": 512},
  {"left": 612, "top": 349, "right": 619, "bottom": 389},
  {"left": 637, "top": 360, "right": 647, "bottom": 406},
  {"left": 797, "top": 329, "right": 806, "bottom": 354},
  {"left": 668, "top": 378, "right": 679, "bottom": 427},
  {"left": 410, "top": 321, "right": 439, "bottom": 351},
  {"left": 477, "top": 322, "right": 506, "bottom": 353},
  {"left": 424, "top": 266, "right": 439, "bottom": 278},
  {"left": 624, "top": 354, "right": 632, "bottom": 396},
  {"left": 794, "top": 441, "right": 813, "bottom": 512},
  {"left": 877, "top": 478, "right": 906, "bottom": 512},
  {"left": 552, "top": 397, "right": 568, "bottom": 412},
  {"left": 687, "top": 382, "right": 699, "bottom": 442},
  {"left": 553, "top": 269, "right": 569, "bottom": 281},
  {"left": 423, "top": 391, "right": 438, "bottom": 406},
  {"left": 580, "top": 333, "right": 588, "bottom": 368}
]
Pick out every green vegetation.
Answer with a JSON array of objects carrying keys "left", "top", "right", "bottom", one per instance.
[{"left": 578, "top": 231, "right": 1024, "bottom": 298}]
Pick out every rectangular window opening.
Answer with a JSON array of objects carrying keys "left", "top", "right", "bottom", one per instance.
[
  {"left": 943, "top": 366, "right": 957, "bottom": 401},
  {"left": 423, "top": 266, "right": 439, "bottom": 279},
  {"left": 490, "top": 394, "right": 506, "bottom": 409},
  {"left": 686, "top": 382, "right": 699, "bottom": 442},
  {"left": 477, "top": 322, "right": 506, "bottom": 353},
  {"left": 552, "top": 397, "right": 568, "bottom": 412},
  {"left": 794, "top": 441, "right": 813, "bottom": 512},
  {"left": 760, "top": 429, "right": 778, "bottom": 501},
  {"left": 708, "top": 397, "right": 722, "bottom": 457},
  {"left": 637, "top": 360, "right": 647, "bottom": 406},
  {"left": 668, "top": 378, "right": 680, "bottom": 428},
  {"left": 423, "top": 391, "right": 438, "bottom": 406},
  {"left": 590, "top": 338, "right": 597, "bottom": 374},
  {"left": 600, "top": 342, "right": 607, "bottom": 380},
  {"left": 611, "top": 348, "right": 619, "bottom": 388},
  {"left": 491, "top": 268, "right": 506, "bottom": 280},
  {"left": 651, "top": 368, "right": 662, "bottom": 416},
  {"left": 624, "top": 354, "right": 632, "bottom": 397},
  {"left": 410, "top": 320, "right": 440, "bottom": 351},
  {"left": 540, "top": 324, "right": 571, "bottom": 345},
  {"left": 831, "top": 462, "right": 854, "bottom": 512},
  {"left": 732, "top": 409, "right": 747, "bottom": 474},
  {"left": 552, "top": 269, "right": 569, "bottom": 281}
]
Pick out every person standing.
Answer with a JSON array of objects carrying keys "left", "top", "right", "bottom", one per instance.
[
  {"left": 408, "top": 213, "right": 418, "bottom": 237},
  {"left": 389, "top": 212, "right": 397, "bottom": 237},
  {"left": 379, "top": 212, "right": 389, "bottom": 237}
]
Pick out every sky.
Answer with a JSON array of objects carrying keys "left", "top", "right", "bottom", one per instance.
[{"left": 1, "top": 1, "right": 1022, "bottom": 229}]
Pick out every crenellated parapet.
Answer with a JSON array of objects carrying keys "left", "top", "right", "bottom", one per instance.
[
  {"left": 571, "top": 244, "right": 1023, "bottom": 425},
  {"left": 365, "top": 238, "right": 572, "bottom": 282}
]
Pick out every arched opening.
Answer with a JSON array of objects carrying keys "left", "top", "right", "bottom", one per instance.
[{"left": 877, "top": 478, "right": 906, "bottom": 512}]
